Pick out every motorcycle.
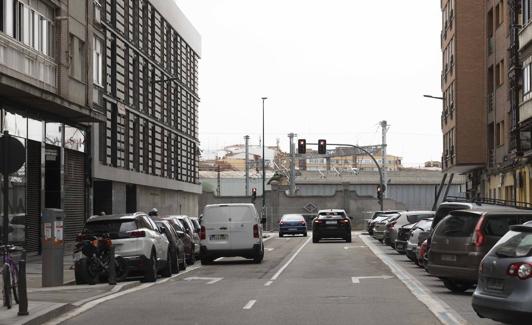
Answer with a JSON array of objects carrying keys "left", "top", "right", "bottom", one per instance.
[{"left": 74, "top": 233, "right": 128, "bottom": 285}]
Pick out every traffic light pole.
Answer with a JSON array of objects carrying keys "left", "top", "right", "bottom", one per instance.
[{"left": 306, "top": 142, "right": 385, "bottom": 211}]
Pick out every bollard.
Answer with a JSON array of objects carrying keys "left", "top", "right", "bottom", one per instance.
[
  {"left": 108, "top": 245, "right": 116, "bottom": 285},
  {"left": 18, "top": 251, "right": 29, "bottom": 316}
]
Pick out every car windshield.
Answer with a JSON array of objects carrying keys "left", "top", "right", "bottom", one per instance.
[
  {"left": 494, "top": 231, "right": 532, "bottom": 258},
  {"left": 282, "top": 215, "right": 304, "bottom": 221},
  {"left": 434, "top": 214, "right": 480, "bottom": 237},
  {"left": 84, "top": 220, "right": 137, "bottom": 236}
]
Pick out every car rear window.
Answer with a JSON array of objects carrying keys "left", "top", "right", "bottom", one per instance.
[
  {"left": 493, "top": 231, "right": 532, "bottom": 258},
  {"left": 191, "top": 219, "right": 201, "bottom": 231},
  {"left": 416, "top": 219, "right": 432, "bottom": 230},
  {"left": 84, "top": 220, "right": 137, "bottom": 235},
  {"left": 282, "top": 215, "right": 304, "bottom": 221},
  {"left": 318, "top": 212, "right": 346, "bottom": 219},
  {"left": 434, "top": 214, "right": 480, "bottom": 237}
]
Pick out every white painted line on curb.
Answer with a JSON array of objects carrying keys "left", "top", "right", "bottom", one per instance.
[
  {"left": 43, "top": 265, "right": 202, "bottom": 325},
  {"left": 271, "top": 236, "right": 311, "bottom": 281},
  {"left": 264, "top": 281, "right": 273, "bottom": 287},
  {"left": 243, "top": 300, "right": 257, "bottom": 310},
  {"left": 184, "top": 277, "right": 223, "bottom": 285},
  {"left": 359, "top": 234, "right": 468, "bottom": 325}
]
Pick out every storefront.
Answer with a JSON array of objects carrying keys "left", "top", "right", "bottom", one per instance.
[{"left": 0, "top": 107, "right": 89, "bottom": 252}]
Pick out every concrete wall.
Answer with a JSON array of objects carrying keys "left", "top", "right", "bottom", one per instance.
[
  {"left": 199, "top": 184, "right": 407, "bottom": 230},
  {"left": 137, "top": 185, "right": 199, "bottom": 217}
]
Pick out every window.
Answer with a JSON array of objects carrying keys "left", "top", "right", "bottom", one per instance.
[
  {"left": 496, "top": 59, "right": 505, "bottom": 86},
  {"left": 495, "top": 1, "right": 504, "bottom": 27},
  {"left": 525, "top": 0, "right": 532, "bottom": 26},
  {"left": 496, "top": 121, "right": 505, "bottom": 146},
  {"left": 93, "top": 36, "right": 103, "bottom": 86},
  {"left": 70, "top": 34, "right": 86, "bottom": 81},
  {"left": 524, "top": 63, "right": 532, "bottom": 95}
]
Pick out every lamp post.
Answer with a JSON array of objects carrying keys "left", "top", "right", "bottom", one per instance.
[{"left": 261, "top": 97, "right": 267, "bottom": 216}]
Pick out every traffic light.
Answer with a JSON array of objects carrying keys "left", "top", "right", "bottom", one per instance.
[
  {"left": 318, "top": 139, "right": 327, "bottom": 154},
  {"left": 297, "top": 139, "right": 306, "bottom": 154},
  {"left": 251, "top": 188, "right": 257, "bottom": 203},
  {"left": 377, "top": 184, "right": 386, "bottom": 200}
]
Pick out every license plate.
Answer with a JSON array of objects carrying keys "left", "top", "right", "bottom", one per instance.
[
  {"left": 326, "top": 221, "right": 337, "bottom": 225},
  {"left": 209, "top": 234, "right": 227, "bottom": 241},
  {"left": 396, "top": 243, "right": 403, "bottom": 250},
  {"left": 289, "top": 228, "right": 298, "bottom": 231},
  {"left": 441, "top": 254, "right": 456, "bottom": 262},
  {"left": 487, "top": 278, "right": 504, "bottom": 291}
]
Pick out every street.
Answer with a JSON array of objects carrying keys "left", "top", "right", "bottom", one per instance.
[{"left": 52, "top": 233, "right": 456, "bottom": 325}]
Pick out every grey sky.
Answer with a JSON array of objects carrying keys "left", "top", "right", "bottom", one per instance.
[{"left": 174, "top": 0, "right": 443, "bottom": 167}]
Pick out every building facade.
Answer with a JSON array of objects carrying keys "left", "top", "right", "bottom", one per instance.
[
  {"left": 0, "top": 0, "right": 105, "bottom": 251},
  {"left": 91, "top": 0, "right": 202, "bottom": 216},
  {"left": 440, "top": 0, "right": 532, "bottom": 205}
]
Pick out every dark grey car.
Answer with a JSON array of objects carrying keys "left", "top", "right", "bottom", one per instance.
[
  {"left": 473, "top": 222, "right": 532, "bottom": 323},
  {"left": 428, "top": 208, "right": 532, "bottom": 292}
]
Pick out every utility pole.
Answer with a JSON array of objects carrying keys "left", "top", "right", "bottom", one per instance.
[
  {"left": 216, "top": 164, "right": 221, "bottom": 196},
  {"left": 380, "top": 120, "right": 389, "bottom": 198},
  {"left": 244, "top": 135, "right": 250, "bottom": 196},
  {"left": 261, "top": 97, "right": 267, "bottom": 215},
  {"left": 288, "top": 133, "right": 296, "bottom": 195}
]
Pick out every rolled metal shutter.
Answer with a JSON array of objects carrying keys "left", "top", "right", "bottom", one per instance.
[
  {"left": 25, "top": 140, "right": 41, "bottom": 253},
  {"left": 63, "top": 149, "right": 86, "bottom": 242}
]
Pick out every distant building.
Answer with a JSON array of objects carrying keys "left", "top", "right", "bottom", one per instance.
[{"left": 304, "top": 148, "right": 402, "bottom": 172}]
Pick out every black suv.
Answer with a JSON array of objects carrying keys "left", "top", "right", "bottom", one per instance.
[{"left": 312, "top": 209, "right": 352, "bottom": 243}]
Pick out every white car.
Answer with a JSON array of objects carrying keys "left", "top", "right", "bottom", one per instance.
[
  {"left": 200, "top": 203, "right": 265, "bottom": 264},
  {"left": 76, "top": 212, "right": 171, "bottom": 282}
]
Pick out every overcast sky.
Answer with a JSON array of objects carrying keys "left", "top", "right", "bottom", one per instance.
[{"left": 174, "top": 0, "right": 443, "bottom": 167}]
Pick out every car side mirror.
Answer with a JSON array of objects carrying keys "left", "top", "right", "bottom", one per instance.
[
  {"left": 349, "top": 216, "right": 353, "bottom": 220},
  {"left": 159, "top": 226, "right": 166, "bottom": 233},
  {"left": 261, "top": 217, "right": 267, "bottom": 224}
]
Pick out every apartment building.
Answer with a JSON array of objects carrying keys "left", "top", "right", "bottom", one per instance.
[
  {"left": 440, "top": 0, "right": 486, "bottom": 198},
  {"left": 90, "top": 0, "right": 202, "bottom": 216},
  {"left": 441, "top": 0, "right": 532, "bottom": 204},
  {"left": 0, "top": 0, "right": 105, "bottom": 251}
]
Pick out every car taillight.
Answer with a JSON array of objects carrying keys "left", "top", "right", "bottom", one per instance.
[
  {"left": 253, "top": 224, "right": 259, "bottom": 238},
  {"left": 473, "top": 215, "right": 486, "bottom": 247},
  {"left": 200, "top": 226, "right": 206, "bottom": 240},
  {"left": 299, "top": 221, "right": 306, "bottom": 225},
  {"left": 128, "top": 230, "right": 146, "bottom": 238},
  {"left": 340, "top": 219, "right": 349, "bottom": 224},
  {"left": 507, "top": 263, "right": 532, "bottom": 280},
  {"left": 279, "top": 221, "right": 285, "bottom": 225},
  {"left": 386, "top": 222, "right": 396, "bottom": 229},
  {"left": 314, "top": 220, "right": 322, "bottom": 224}
]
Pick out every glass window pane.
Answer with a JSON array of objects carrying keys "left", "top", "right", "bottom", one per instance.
[
  {"left": 27, "top": 117, "right": 43, "bottom": 142},
  {"left": 2, "top": 110, "right": 27, "bottom": 138},
  {"left": 64, "top": 125, "right": 85, "bottom": 152},
  {"left": 45, "top": 122, "right": 62, "bottom": 146}
]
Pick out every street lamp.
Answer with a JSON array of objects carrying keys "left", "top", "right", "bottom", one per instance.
[
  {"left": 423, "top": 94, "right": 444, "bottom": 100},
  {"left": 261, "top": 97, "right": 267, "bottom": 215}
]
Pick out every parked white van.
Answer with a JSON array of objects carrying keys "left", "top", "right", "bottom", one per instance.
[{"left": 200, "top": 203, "right": 265, "bottom": 264}]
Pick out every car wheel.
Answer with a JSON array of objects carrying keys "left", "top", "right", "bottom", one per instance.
[
  {"left": 312, "top": 235, "right": 319, "bottom": 243},
  {"left": 161, "top": 250, "right": 172, "bottom": 278},
  {"left": 346, "top": 233, "right": 352, "bottom": 243},
  {"left": 172, "top": 250, "right": 179, "bottom": 274},
  {"left": 186, "top": 252, "right": 196, "bottom": 266},
  {"left": 143, "top": 251, "right": 157, "bottom": 283},
  {"left": 115, "top": 256, "right": 129, "bottom": 282},
  {"left": 303, "top": 232, "right": 307, "bottom": 237},
  {"left": 200, "top": 255, "right": 213, "bottom": 265},
  {"left": 442, "top": 279, "right": 473, "bottom": 293},
  {"left": 74, "top": 258, "right": 91, "bottom": 285},
  {"left": 253, "top": 244, "right": 264, "bottom": 264},
  {"left": 279, "top": 232, "right": 283, "bottom": 237}
]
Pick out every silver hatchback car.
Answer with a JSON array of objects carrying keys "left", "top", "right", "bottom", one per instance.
[{"left": 472, "top": 221, "right": 532, "bottom": 323}]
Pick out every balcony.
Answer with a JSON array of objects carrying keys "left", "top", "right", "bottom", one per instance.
[
  {"left": 519, "top": 21, "right": 532, "bottom": 51},
  {"left": 520, "top": 99, "right": 532, "bottom": 124},
  {"left": 487, "top": 93, "right": 494, "bottom": 112},
  {"left": 0, "top": 32, "right": 56, "bottom": 91}
]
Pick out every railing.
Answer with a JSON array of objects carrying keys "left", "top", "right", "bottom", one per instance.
[
  {"left": 487, "top": 93, "right": 494, "bottom": 112},
  {"left": 446, "top": 196, "right": 532, "bottom": 209}
]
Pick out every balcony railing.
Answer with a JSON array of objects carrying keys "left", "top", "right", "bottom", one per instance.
[
  {"left": 487, "top": 93, "right": 494, "bottom": 112},
  {"left": 0, "top": 32, "right": 57, "bottom": 89}
]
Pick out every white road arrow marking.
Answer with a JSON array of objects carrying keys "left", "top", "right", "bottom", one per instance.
[
  {"left": 184, "top": 277, "right": 223, "bottom": 285},
  {"left": 351, "top": 275, "right": 393, "bottom": 284},
  {"left": 344, "top": 246, "right": 367, "bottom": 250}
]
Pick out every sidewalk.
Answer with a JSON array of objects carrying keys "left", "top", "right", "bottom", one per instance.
[{"left": 0, "top": 253, "right": 139, "bottom": 325}]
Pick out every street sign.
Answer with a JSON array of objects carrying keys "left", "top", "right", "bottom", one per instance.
[{"left": 0, "top": 134, "right": 25, "bottom": 175}]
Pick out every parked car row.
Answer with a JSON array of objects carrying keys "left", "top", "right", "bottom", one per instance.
[
  {"left": 368, "top": 201, "right": 532, "bottom": 324},
  {"left": 74, "top": 211, "right": 201, "bottom": 284}
]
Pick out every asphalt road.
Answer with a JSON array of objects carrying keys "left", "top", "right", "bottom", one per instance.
[{"left": 59, "top": 233, "right": 447, "bottom": 325}]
